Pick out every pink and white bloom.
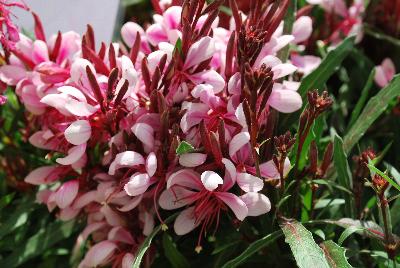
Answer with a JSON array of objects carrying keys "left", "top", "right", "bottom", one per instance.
[{"left": 375, "top": 58, "right": 396, "bottom": 88}]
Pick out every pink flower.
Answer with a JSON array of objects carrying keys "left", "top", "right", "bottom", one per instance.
[
  {"left": 159, "top": 162, "right": 271, "bottom": 241},
  {"left": 375, "top": 58, "right": 396, "bottom": 88}
]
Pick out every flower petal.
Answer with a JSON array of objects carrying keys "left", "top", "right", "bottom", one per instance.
[
  {"left": 24, "top": 166, "right": 61, "bottom": 185},
  {"left": 179, "top": 153, "right": 207, "bottom": 167},
  {"left": 167, "top": 169, "right": 202, "bottom": 190},
  {"left": 64, "top": 120, "right": 91, "bottom": 145},
  {"left": 292, "top": 16, "right": 313, "bottom": 43},
  {"left": 65, "top": 98, "right": 98, "bottom": 117},
  {"left": 56, "top": 144, "right": 87, "bottom": 165},
  {"left": 55, "top": 180, "right": 79, "bottom": 209},
  {"left": 108, "top": 151, "right": 145, "bottom": 175},
  {"left": 159, "top": 188, "right": 196, "bottom": 210},
  {"left": 146, "top": 152, "right": 157, "bottom": 177},
  {"left": 81, "top": 241, "right": 117, "bottom": 267},
  {"left": 215, "top": 192, "right": 248, "bottom": 221},
  {"left": 174, "top": 207, "right": 199, "bottom": 235},
  {"left": 124, "top": 173, "right": 152, "bottom": 196},
  {"left": 117, "top": 195, "right": 143, "bottom": 212},
  {"left": 268, "top": 89, "right": 302, "bottom": 113},
  {"left": 201, "top": 171, "right": 223, "bottom": 191},
  {"left": 100, "top": 204, "right": 126, "bottom": 227},
  {"left": 131, "top": 123, "right": 154, "bottom": 149},
  {"left": 184, "top": 36, "right": 215, "bottom": 69},
  {"left": 229, "top": 132, "right": 250, "bottom": 159},
  {"left": 240, "top": 192, "right": 271, "bottom": 216},
  {"left": 237, "top": 173, "right": 264, "bottom": 192}
]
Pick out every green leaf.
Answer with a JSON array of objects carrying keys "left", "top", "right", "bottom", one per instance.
[
  {"left": 0, "top": 220, "right": 77, "bottom": 267},
  {"left": 338, "top": 226, "right": 362, "bottom": 245},
  {"left": 176, "top": 141, "right": 195, "bottom": 155},
  {"left": 0, "top": 192, "right": 15, "bottom": 210},
  {"left": 322, "top": 218, "right": 385, "bottom": 241},
  {"left": 347, "top": 68, "right": 375, "bottom": 128},
  {"left": 333, "top": 135, "right": 355, "bottom": 218},
  {"left": 367, "top": 164, "right": 400, "bottom": 192},
  {"left": 298, "top": 37, "right": 355, "bottom": 98},
  {"left": 0, "top": 201, "right": 34, "bottom": 239},
  {"left": 162, "top": 233, "right": 190, "bottom": 268},
  {"left": 320, "top": 240, "right": 352, "bottom": 268},
  {"left": 281, "top": 220, "right": 330, "bottom": 268},
  {"left": 221, "top": 230, "right": 283, "bottom": 268},
  {"left": 133, "top": 213, "right": 178, "bottom": 268},
  {"left": 343, "top": 74, "right": 400, "bottom": 154}
]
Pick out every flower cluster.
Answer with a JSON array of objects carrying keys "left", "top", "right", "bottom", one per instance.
[{"left": 0, "top": 0, "right": 319, "bottom": 266}]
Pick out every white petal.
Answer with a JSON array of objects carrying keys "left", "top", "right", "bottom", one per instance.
[
  {"left": 200, "top": 171, "right": 223, "bottom": 191},
  {"left": 64, "top": 120, "right": 91, "bottom": 145},
  {"left": 240, "top": 192, "right": 271, "bottom": 216},
  {"left": 237, "top": 173, "right": 264, "bottom": 192}
]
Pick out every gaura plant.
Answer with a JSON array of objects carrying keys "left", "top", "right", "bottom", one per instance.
[{"left": 1, "top": 0, "right": 400, "bottom": 267}]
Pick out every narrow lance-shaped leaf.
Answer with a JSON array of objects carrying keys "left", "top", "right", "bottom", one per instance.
[
  {"left": 298, "top": 37, "right": 355, "bottom": 98},
  {"left": 0, "top": 220, "right": 77, "bottom": 267},
  {"left": 319, "top": 240, "right": 353, "bottom": 268},
  {"left": 343, "top": 74, "right": 400, "bottom": 154},
  {"left": 333, "top": 135, "right": 355, "bottom": 218},
  {"left": 347, "top": 68, "right": 376, "bottom": 128},
  {"left": 162, "top": 233, "right": 190, "bottom": 268},
  {"left": 221, "top": 230, "right": 283, "bottom": 268},
  {"left": 133, "top": 213, "right": 178, "bottom": 268},
  {"left": 281, "top": 220, "right": 330, "bottom": 268}
]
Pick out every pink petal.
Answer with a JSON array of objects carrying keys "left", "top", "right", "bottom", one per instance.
[
  {"left": 271, "top": 63, "right": 297, "bottom": 79},
  {"left": 117, "top": 195, "right": 143, "bottom": 212},
  {"left": 189, "top": 70, "right": 225, "bottom": 94},
  {"left": 184, "top": 37, "right": 215, "bottom": 69},
  {"left": 164, "top": 6, "right": 182, "bottom": 29},
  {"left": 375, "top": 66, "right": 388, "bottom": 87},
  {"left": 237, "top": 173, "right": 264, "bottom": 192},
  {"left": 292, "top": 16, "right": 313, "bottom": 43},
  {"left": 201, "top": 171, "right": 223, "bottom": 191},
  {"left": 215, "top": 192, "right": 248, "bottom": 221},
  {"left": 57, "top": 86, "right": 87, "bottom": 102},
  {"left": 70, "top": 58, "right": 96, "bottom": 88},
  {"left": 59, "top": 206, "right": 81, "bottom": 221},
  {"left": 108, "top": 151, "right": 145, "bottom": 175},
  {"left": 382, "top": 58, "right": 396, "bottom": 80},
  {"left": 221, "top": 158, "right": 237, "bottom": 190},
  {"left": 100, "top": 204, "right": 126, "bottom": 227},
  {"left": 124, "top": 173, "right": 152, "bottom": 196},
  {"left": 0, "top": 65, "right": 26, "bottom": 85},
  {"left": 131, "top": 123, "right": 154, "bottom": 149},
  {"left": 65, "top": 98, "right": 98, "bottom": 117},
  {"left": 64, "top": 120, "right": 91, "bottom": 145},
  {"left": 32, "top": 40, "right": 49, "bottom": 63},
  {"left": 40, "top": 93, "right": 70, "bottom": 115},
  {"left": 55, "top": 180, "right": 79, "bottom": 209},
  {"left": 146, "top": 152, "right": 157, "bottom": 177},
  {"left": 81, "top": 241, "right": 117, "bottom": 267},
  {"left": 122, "top": 253, "right": 134, "bottom": 268},
  {"left": 268, "top": 89, "right": 302, "bottom": 113},
  {"left": 179, "top": 153, "right": 207, "bottom": 168},
  {"left": 120, "top": 55, "right": 138, "bottom": 87},
  {"left": 260, "top": 158, "right": 291, "bottom": 180},
  {"left": 240, "top": 192, "right": 271, "bottom": 216},
  {"left": 159, "top": 188, "right": 196, "bottom": 210},
  {"left": 140, "top": 211, "right": 155, "bottom": 236},
  {"left": 72, "top": 191, "right": 97, "bottom": 209},
  {"left": 121, "top": 22, "right": 144, "bottom": 47},
  {"left": 167, "top": 169, "right": 202, "bottom": 190},
  {"left": 229, "top": 132, "right": 250, "bottom": 159},
  {"left": 174, "top": 207, "right": 199, "bottom": 235},
  {"left": 291, "top": 55, "right": 321, "bottom": 75},
  {"left": 56, "top": 144, "right": 87, "bottom": 165},
  {"left": 81, "top": 222, "right": 107, "bottom": 241},
  {"left": 24, "top": 166, "right": 61, "bottom": 185},
  {"left": 146, "top": 23, "right": 168, "bottom": 46},
  {"left": 108, "top": 226, "right": 134, "bottom": 244}
]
